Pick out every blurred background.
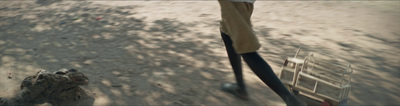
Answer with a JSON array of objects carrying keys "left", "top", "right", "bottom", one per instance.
[{"left": 0, "top": 0, "right": 399, "bottom": 105}]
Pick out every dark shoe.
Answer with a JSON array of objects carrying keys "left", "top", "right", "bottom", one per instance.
[
  {"left": 221, "top": 83, "right": 249, "bottom": 100},
  {"left": 284, "top": 95, "right": 307, "bottom": 106}
]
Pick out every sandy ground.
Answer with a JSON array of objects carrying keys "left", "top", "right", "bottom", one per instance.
[{"left": 0, "top": 0, "right": 399, "bottom": 105}]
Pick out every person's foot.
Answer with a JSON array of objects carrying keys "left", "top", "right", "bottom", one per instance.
[
  {"left": 284, "top": 94, "right": 307, "bottom": 106},
  {"left": 221, "top": 83, "right": 249, "bottom": 100}
]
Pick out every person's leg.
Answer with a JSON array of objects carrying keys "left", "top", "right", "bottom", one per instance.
[
  {"left": 220, "top": 32, "right": 248, "bottom": 100},
  {"left": 221, "top": 32, "right": 246, "bottom": 91},
  {"left": 218, "top": 1, "right": 305, "bottom": 105},
  {"left": 241, "top": 52, "right": 305, "bottom": 105}
]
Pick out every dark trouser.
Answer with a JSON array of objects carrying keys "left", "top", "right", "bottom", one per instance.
[{"left": 221, "top": 32, "right": 292, "bottom": 99}]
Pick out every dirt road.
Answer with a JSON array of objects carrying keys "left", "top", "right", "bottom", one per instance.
[{"left": 1, "top": 1, "right": 399, "bottom": 105}]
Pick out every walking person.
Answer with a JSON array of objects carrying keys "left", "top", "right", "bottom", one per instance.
[{"left": 218, "top": 0, "right": 306, "bottom": 105}]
